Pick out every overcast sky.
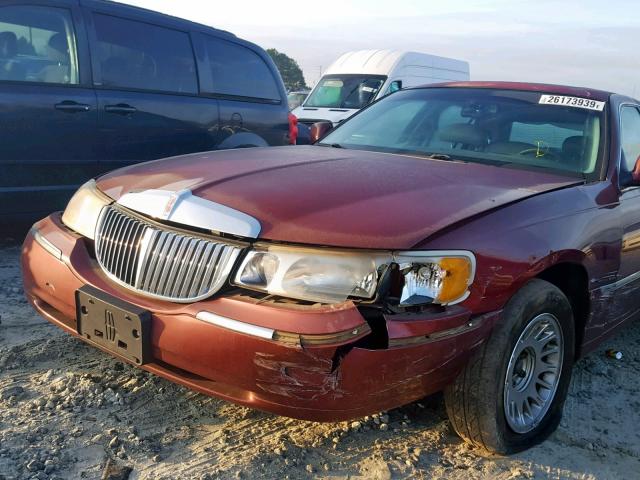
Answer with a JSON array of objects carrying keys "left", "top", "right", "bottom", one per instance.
[{"left": 122, "top": 0, "right": 639, "bottom": 97}]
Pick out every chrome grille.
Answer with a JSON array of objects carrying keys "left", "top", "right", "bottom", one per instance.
[{"left": 95, "top": 205, "right": 243, "bottom": 302}]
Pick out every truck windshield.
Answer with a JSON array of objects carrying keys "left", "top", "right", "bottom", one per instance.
[
  {"left": 320, "top": 87, "right": 605, "bottom": 177},
  {"left": 304, "top": 74, "right": 386, "bottom": 109}
]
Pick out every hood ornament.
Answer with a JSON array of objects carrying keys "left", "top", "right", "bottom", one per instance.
[
  {"left": 116, "top": 188, "right": 261, "bottom": 238},
  {"left": 161, "top": 189, "right": 190, "bottom": 220}
]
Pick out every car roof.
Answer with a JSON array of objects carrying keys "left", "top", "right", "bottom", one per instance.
[
  {"left": 325, "top": 49, "right": 468, "bottom": 77},
  {"left": 82, "top": 0, "right": 237, "bottom": 38},
  {"left": 420, "top": 81, "right": 614, "bottom": 102}
]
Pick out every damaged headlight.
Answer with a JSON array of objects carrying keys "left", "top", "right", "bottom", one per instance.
[
  {"left": 395, "top": 251, "right": 475, "bottom": 306},
  {"left": 234, "top": 245, "right": 475, "bottom": 306},
  {"left": 234, "top": 245, "right": 390, "bottom": 304},
  {"left": 61, "top": 180, "right": 113, "bottom": 240}
]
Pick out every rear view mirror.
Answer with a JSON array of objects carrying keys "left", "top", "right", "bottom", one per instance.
[{"left": 310, "top": 121, "right": 333, "bottom": 143}]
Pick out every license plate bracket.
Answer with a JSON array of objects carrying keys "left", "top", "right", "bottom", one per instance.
[{"left": 76, "top": 285, "right": 151, "bottom": 365}]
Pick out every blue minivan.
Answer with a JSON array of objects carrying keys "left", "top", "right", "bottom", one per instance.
[{"left": 0, "top": 0, "right": 294, "bottom": 223}]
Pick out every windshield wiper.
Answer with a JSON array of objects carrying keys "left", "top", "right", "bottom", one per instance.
[
  {"left": 414, "top": 152, "right": 452, "bottom": 160},
  {"left": 329, "top": 143, "right": 345, "bottom": 149}
]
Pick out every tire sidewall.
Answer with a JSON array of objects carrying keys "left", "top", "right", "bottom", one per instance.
[{"left": 489, "top": 279, "right": 575, "bottom": 453}]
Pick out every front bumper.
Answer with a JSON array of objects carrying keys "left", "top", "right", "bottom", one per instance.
[{"left": 22, "top": 214, "right": 500, "bottom": 421}]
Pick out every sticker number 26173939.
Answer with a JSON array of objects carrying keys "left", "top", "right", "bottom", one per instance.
[{"left": 538, "top": 94, "right": 605, "bottom": 111}]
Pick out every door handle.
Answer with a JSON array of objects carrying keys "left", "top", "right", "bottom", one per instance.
[
  {"left": 105, "top": 104, "right": 137, "bottom": 115},
  {"left": 55, "top": 101, "right": 91, "bottom": 113}
]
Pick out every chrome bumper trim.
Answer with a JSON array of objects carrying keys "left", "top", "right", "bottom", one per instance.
[{"left": 196, "top": 311, "right": 275, "bottom": 340}]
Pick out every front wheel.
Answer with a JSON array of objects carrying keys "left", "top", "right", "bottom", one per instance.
[{"left": 444, "top": 279, "right": 575, "bottom": 454}]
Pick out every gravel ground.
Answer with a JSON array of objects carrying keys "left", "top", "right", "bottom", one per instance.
[{"left": 1, "top": 236, "right": 640, "bottom": 480}]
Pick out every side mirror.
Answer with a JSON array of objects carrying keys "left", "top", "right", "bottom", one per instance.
[
  {"left": 310, "top": 121, "right": 333, "bottom": 144},
  {"left": 388, "top": 80, "right": 402, "bottom": 93}
]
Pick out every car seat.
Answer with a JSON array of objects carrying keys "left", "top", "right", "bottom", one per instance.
[
  {"left": 562, "top": 136, "right": 585, "bottom": 170},
  {"left": 101, "top": 56, "right": 128, "bottom": 87},
  {"left": 37, "top": 33, "right": 71, "bottom": 84},
  {"left": 437, "top": 123, "right": 488, "bottom": 149},
  {"left": 0, "top": 31, "right": 26, "bottom": 81}
]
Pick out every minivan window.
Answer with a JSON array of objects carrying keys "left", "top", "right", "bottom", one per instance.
[
  {"left": 304, "top": 75, "right": 386, "bottom": 109},
  {"left": 93, "top": 13, "right": 197, "bottom": 94},
  {"left": 0, "top": 5, "right": 78, "bottom": 84},
  {"left": 205, "top": 36, "right": 280, "bottom": 101}
]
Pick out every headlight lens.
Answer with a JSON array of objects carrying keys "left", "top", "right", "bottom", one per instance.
[
  {"left": 61, "top": 180, "right": 112, "bottom": 240},
  {"left": 234, "top": 246, "right": 475, "bottom": 306},
  {"left": 234, "top": 245, "right": 390, "bottom": 304},
  {"left": 395, "top": 253, "right": 475, "bottom": 306}
]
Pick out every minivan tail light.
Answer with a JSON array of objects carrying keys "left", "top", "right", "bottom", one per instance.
[{"left": 288, "top": 113, "right": 298, "bottom": 145}]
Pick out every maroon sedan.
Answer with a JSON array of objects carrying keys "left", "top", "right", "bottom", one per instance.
[{"left": 22, "top": 81, "right": 640, "bottom": 454}]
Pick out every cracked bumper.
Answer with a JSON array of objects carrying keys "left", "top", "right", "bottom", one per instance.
[{"left": 22, "top": 214, "right": 500, "bottom": 421}]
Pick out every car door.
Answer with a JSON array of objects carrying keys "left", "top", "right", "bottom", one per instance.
[
  {"left": 614, "top": 104, "right": 640, "bottom": 326},
  {"left": 82, "top": 5, "right": 219, "bottom": 172},
  {"left": 0, "top": 0, "right": 98, "bottom": 221},
  {"left": 199, "top": 34, "right": 289, "bottom": 148}
]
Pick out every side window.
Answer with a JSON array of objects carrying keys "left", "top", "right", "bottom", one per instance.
[
  {"left": 204, "top": 37, "right": 280, "bottom": 101},
  {"left": 92, "top": 14, "right": 197, "bottom": 94},
  {"left": 0, "top": 5, "right": 78, "bottom": 84},
  {"left": 620, "top": 106, "right": 640, "bottom": 173}
]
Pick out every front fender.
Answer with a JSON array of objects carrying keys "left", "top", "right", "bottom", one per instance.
[{"left": 415, "top": 182, "right": 621, "bottom": 314}]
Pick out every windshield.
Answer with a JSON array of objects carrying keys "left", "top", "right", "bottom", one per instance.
[
  {"left": 304, "top": 74, "right": 386, "bottom": 109},
  {"left": 320, "top": 88, "right": 604, "bottom": 176},
  {"left": 287, "top": 92, "right": 308, "bottom": 110}
]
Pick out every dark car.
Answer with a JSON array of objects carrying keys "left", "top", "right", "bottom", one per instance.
[
  {"left": 22, "top": 81, "right": 640, "bottom": 454},
  {"left": 0, "top": 0, "right": 295, "bottom": 224}
]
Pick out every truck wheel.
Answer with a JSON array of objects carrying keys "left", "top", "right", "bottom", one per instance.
[{"left": 444, "top": 279, "right": 575, "bottom": 454}]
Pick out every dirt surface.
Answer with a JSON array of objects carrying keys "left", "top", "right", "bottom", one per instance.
[{"left": 1, "top": 237, "right": 640, "bottom": 480}]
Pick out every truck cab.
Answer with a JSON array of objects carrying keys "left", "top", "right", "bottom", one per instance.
[{"left": 292, "top": 49, "right": 469, "bottom": 127}]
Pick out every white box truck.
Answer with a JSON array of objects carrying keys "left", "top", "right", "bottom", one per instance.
[{"left": 292, "top": 49, "right": 470, "bottom": 127}]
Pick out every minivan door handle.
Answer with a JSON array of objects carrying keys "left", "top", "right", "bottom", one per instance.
[
  {"left": 105, "top": 104, "right": 137, "bottom": 115},
  {"left": 54, "top": 101, "right": 91, "bottom": 113}
]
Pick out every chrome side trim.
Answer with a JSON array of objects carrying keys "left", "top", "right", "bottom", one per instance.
[
  {"left": 388, "top": 315, "right": 484, "bottom": 348},
  {"left": 196, "top": 311, "right": 275, "bottom": 340},
  {"left": 195, "top": 311, "right": 372, "bottom": 345},
  {"left": 604, "top": 269, "right": 640, "bottom": 292},
  {"left": 117, "top": 189, "right": 261, "bottom": 238}
]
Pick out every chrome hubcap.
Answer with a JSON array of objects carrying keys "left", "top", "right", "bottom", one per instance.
[{"left": 504, "top": 313, "right": 564, "bottom": 434}]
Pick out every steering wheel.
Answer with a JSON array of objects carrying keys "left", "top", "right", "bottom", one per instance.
[{"left": 518, "top": 147, "right": 557, "bottom": 160}]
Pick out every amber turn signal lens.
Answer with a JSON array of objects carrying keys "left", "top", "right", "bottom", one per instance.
[{"left": 435, "top": 257, "right": 473, "bottom": 304}]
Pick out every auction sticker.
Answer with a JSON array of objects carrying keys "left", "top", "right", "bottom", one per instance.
[{"left": 539, "top": 94, "right": 605, "bottom": 111}]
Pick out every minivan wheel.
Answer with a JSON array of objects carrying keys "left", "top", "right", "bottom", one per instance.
[{"left": 444, "top": 279, "right": 575, "bottom": 454}]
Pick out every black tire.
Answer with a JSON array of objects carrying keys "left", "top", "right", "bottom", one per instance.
[{"left": 444, "top": 279, "right": 575, "bottom": 454}]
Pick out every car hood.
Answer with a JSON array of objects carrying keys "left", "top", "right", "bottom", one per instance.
[{"left": 97, "top": 146, "right": 582, "bottom": 249}]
